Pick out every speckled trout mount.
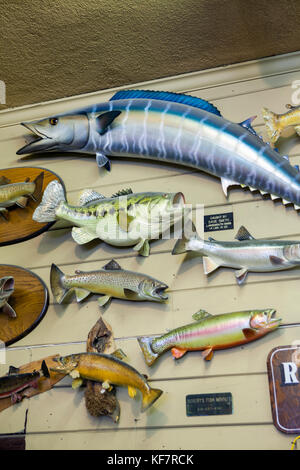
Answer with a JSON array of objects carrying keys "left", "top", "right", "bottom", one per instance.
[{"left": 85, "top": 316, "right": 120, "bottom": 423}]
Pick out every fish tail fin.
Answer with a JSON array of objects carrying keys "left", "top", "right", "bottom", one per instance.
[
  {"left": 137, "top": 336, "right": 159, "bottom": 366},
  {"left": 262, "top": 107, "right": 282, "bottom": 143},
  {"left": 172, "top": 233, "right": 190, "bottom": 255},
  {"left": 32, "top": 179, "right": 65, "bottom": 222},
  {"left": 50, "top": 263, "right": 70, "bottom": 304},
  {"left": 172, "top": 221, "right": 199, "bottom": 255},
  {"left": 141, "top": 387, "right": 163, "bottom": 412},
  {"left": 31, "top": 171, "right": 44, "bottom": 202},
  {"left": 40, "top": 360, "right": 50, "bottom": 378}
]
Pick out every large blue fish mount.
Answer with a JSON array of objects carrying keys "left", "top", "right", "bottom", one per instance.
[{"left": 17, "top": 89, "right": 300, "bottom": 210}]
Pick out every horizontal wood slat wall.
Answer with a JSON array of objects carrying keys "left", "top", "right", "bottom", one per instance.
[{"left": 0, "top": 52, "right": 300, "bottom": 450}]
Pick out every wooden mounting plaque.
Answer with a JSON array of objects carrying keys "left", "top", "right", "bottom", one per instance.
[
  {"left": 267, "top": 345, "right": 300, "bottom": 434},
  {"left": 0, "top": 166, "right": 64, "bottom": 246},
  {"left": 0, "top": 265, "right": 49, "bottom": 346}
]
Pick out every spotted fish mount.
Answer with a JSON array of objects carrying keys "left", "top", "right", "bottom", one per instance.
[{"left": 17, "top": 89, "right": 300, "bottom": 210}]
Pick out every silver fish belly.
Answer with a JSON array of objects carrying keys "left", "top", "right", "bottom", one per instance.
[{"left": 173, "top": 225, "right": 300, "bottom": 284}]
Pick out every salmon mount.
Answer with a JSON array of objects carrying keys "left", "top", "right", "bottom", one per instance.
[{"left": 17, "top": 89, "right": 300, "bottom": 211}]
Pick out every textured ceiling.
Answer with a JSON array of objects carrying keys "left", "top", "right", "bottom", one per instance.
[{"left": 1, "top": 0, "right": 300, "bottom": 109}]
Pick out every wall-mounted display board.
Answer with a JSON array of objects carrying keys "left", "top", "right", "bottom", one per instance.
[
  {"left": 0, "top": 167, "right": 64, "bottom": 246},
  {"left": 0, "top": 264, "right": 49, "bottom": 346},
  {"left": 267, "top": 345, "right": 300, "bottom": 434}
]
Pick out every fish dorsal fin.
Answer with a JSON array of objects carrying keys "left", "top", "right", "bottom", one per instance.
[
  {"left": 8, "top": 365, "right": 19, "bottom": 375},
  {"left": 102, "top": 259, "right": 122, "bottom": 270},
  {"left": 192, "top": 309, "right": 212, "bottom": 321},
  {"left": 0, "top": 176, "right": 11, "bottom": 186},
  {"left": 78, "top": 189, "right": 105, "bottom": 206},
  {"left": 234, "top": 225, "right": 255, "bottom": 241},
  {"left": 111, "top": 188, "right": 133, "bottom": 198},
  {"left": 110, "top": 90, "right": 222, "bottom": 116}
]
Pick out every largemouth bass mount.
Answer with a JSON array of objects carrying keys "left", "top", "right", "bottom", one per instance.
[
  {"left": 138, "top": 308, "right": 281, "bottom": 366},
  {"left": 33, "top": 179, "right": 186, "bottom": 256},
  {"left": 17, "top": 89, "right": 300, "bottom": 210},
  {"left": 0, "top": 172, "right": 44, "bottom": 220}
]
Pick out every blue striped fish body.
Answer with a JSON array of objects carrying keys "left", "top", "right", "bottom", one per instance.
[{"left": 17, "top": 90, "right": 300, "bottom": 208}]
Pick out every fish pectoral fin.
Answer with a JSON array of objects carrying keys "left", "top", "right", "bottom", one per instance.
[
  {"left": 201, "top": 347, "right": 214, "bottom": 361},
  {"left": 117, "top": 211, "right": 135, "bottom": 232},
  {"left": 72, "top": 378, "right": 83, "bottom": 389},
  {"left": 102, "top": 380, "right": 112, "bottom": 391},
  {"left": 96, "top": 153, "right": 111, "bottom": 172},
  {"left": 78, "top": 188, "right": 105, "bottom": 206},
  {"left": 15, "top": 196, "right": 28, "bottom": 208},
  {"left": 0, "top": 208, "right": 9, "bottom": 220},
  {"left": 192, "top": 309, "right": 212, "bottom": 321},
  {"left": 69, "top": 369, "right": 80, "bottom": 379},
  {"left": 96, "top": 110, "right": 122, "bottom": 135},
  {"left": 202, "top": 256, "right": 220, "bottom": 275},
  {"left": 1, "top": 302, "right": 17, "bottom": 318},
  {"left": 71, "top": 227, "right": 98, "bottom": 245},
  {"left": 242, "top": 328, "right": 257, "bottom": 340},
  {"left": 133, "top": 239, "right": 150, "bottom": 257},
  {"left": 235, "top": 225, "right": 255, "bottom": 241},
  {"left": 98, "top": 295, "right": 112, "bottom": 307},
  {"left": 171, "top": 347, "right": 187, "bottom": 359},
  {"left": 269, "top": 255, "right": 285, "bottom": 265},
  {"left": 75, "top": 288, "right": 90, "bottom": 302},
  {"left": 111, "top": 348, "right": 127, "bottom": 360},
  {"left": 221, "top": 177, "right": 239, "bottom": 197},
  {"left": 123, "top": 288, "right": 138, "bottom": 300},
  {"left": 128, "top": 385, "right": 137, "bottom": 399},
  {"left": 235, "top": 267, "right": 248, "bottom": 285}
]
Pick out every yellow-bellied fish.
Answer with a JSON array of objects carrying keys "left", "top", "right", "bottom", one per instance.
[
  {"left": 51, "top": 259, "right": 168, "bottom": 307},
  {"left": 173, "top": 225, "right": 300, "bottom": 285},
  {"left": 0, "top": 172, "right": 44, "bottom": 220},
  {"left": 33, "top": 180, "right": 186, "bottom": 257},
  {"left": 50, "top": 352, "right": 163, "bottom": 412},
  {"left": 0, "top": 276, "right": 16, "bottom": 318},
  {"left": 263, "top": 104, "right": 300, "bottom": 144},
  {"left": 138, "top": 308, "right": 281, "bottom": 366}
]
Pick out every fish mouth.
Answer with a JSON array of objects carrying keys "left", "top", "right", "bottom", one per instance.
[
  {"left": 17, "top": 123, "right": 57, "bottom": 155},
  {"left": 152, "top": 284, "right": 169, "bottom": 301},
  {"left": 266, "top": 309, "right": 282, "bottom": 329},
  {"left": 0, "top": 276, "right": 14, "bottom": 299},
  {"left": 172, "top": 192, "right": 185, "bottom": 208}
]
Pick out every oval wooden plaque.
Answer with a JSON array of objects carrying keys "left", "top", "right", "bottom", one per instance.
[
  {"left": 0, "top": 166, "right": 64, "bottom": 246},
  {"left": 0, "top": 265, "right": 49, "bottom": 345}
]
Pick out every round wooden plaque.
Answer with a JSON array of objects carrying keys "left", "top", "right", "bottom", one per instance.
[
  {"left": 0, "top": 166, "right": 64, "bottom": 246},
  {"left": 0, "top": 265, "right": 49, "bottom": 345}
]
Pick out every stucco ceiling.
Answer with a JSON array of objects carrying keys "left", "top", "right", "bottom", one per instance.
[{"left": 1, "top": 0, "right": 300, "bottom": 109}]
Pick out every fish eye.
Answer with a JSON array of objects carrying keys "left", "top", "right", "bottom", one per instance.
[{"left": 49, "top": 117, "right": 59, "bottom": 126}]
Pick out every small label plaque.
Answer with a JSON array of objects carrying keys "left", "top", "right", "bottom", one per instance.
[
  {"left": 204, "top": 212, "right": 234, "bottom": 232},
  {"left": 186, "top": 393, "right": 233, "bottom": 416}
]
